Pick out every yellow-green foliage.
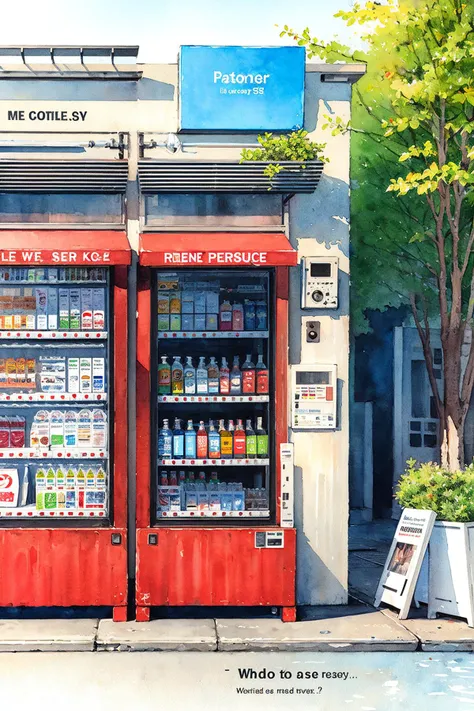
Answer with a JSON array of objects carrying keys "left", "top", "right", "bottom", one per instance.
[
  {"left": 396, "top": 458, "right": 474, "bottom": 522},
  {"left": 240, "top": 130, "right": 328, "bottom": 183}
]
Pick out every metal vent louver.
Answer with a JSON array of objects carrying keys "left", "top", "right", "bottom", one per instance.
[
  {"left": 0, "top": 160, "right": 128, "bottom": 193},
  {"left": 138, "top": 160, "right": 324, "bottom": 194}
]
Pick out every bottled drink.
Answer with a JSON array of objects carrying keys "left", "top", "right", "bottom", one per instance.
[
  {"left": 208, "top": 471, "right": 219, "bottom": 489},
  {"left": 207, "top": 356, "right": 219, "bottom": 394},
  {"left": 158, "top": 418, "right": 172, "bottom": 458},
  {"left": 160, "top": 470, "right": 168, "bottom": 486},
  {"left": 242, "top": 354, "right": 256, "bottom": 394},
  {"left": 178, "top": 471, "right": 186, "bottom": 485},
  {"left": 256, "top": 355, "right": 269, "bottom": 394},
  {"left": 171, "top": 356, "right": 184, "bottom": 395},
  {"left": 172, "top": 417, "right": 185, "bottom": 458},
  {"left": 158, "top": 355, "right": 171, "bottom": 395},
  {"left": 197, "top": 471, "right": 207, "bottom": 490},
  {"left": 230, "top": 356, "right": 242, "bottom": 394},
  {"left": 256, "top": 416, "right": 269, "bottom": 458},
  {"left": 232, "top": 302, "right": 244, "bottom": 330},
  {"left": 169, "top": 470, "right": 178, "bottom": 486},
  {"left": 219, "top": 418, "right": 233, "bottom": 459},
  {"left": 244, "top": 300, "right": 256, "bottom": 331},
  {"left": 219, "top": 300, "right": 232, "bottom": 331},
  {"left": 245, "top": 419, "right": 257, "bottom": 459},
  {"left": 196, "top": 356, "right": 208, "bottom": 394},
  {"left": 186, "top": 471, "right": 196, "bottom": 490},
  {"left": 196, "top": 420, "right": 208, "bottom": 459},
  {"left": 184, "top": 419, "right": 196, "bottom": 459},
  {"left": 219, "top": 357, "right": 230, "bottom": 394},
  {"left": 234, "top": 419, "right": 246, "bottom": 459},
  {"left": 208, "top": 420, "right": 221, "bottom": 459},
  {"left": 184, "top": 356, "right": 196, "bottom": 395},
  {"left": 256, "top": 300, "right": 268, "bottom": 330}
]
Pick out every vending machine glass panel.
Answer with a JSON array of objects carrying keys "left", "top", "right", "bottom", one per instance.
[
  {"left": 0, "top": 266, "right": 112, "bottom": 522},
  {"left": 152, "top": 269, "right": 274, "bottom": 524}
]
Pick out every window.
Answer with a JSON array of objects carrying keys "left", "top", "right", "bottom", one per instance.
[
  {"left": 144, "top": 193, "right": 283, "bottom": 227},
  {"left": 410, "top": 433, "right": 422, "bottom": 447},
  {"left": 0, "top": 193, "right": 123, "bottom": 224},
  {"left": 411, "top": 360, "right": 427, "bottom": 418},
  {"left": 409, "top": 419, "right": 438, "bottom": 449}
]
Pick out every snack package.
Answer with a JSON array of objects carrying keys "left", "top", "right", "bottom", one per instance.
[
  {"left": 91, "top": 409, "right": 107, "bottom": 448},
  {"left": 81, "top": 289, "right": 93, "bottom": 330},
  {"left": 0, "top": 467, "right": 19, "bottom": 508},
  {"left": 10, "top": 416, "right": 26, "bottom": 448},
  {"left": 35, "top": 288, "right": 48, "bottom": 330},
  {"left": 49, "top": 411, "right": 65, "bottom": 447},
  {"left": 64, "top": 411, "right": 78, "bottom": 447},
  {"left": 30, "top": 410, "right": 50, "bottom": 448},
  {"left": 48, "top": 288, "right": 58, "bottom": 330},
  {"left": 92, "top": 288, "right": 105, "bottom": 330},
  {"left": 59, "top": 289, "right": 69, "bottom": 330}
]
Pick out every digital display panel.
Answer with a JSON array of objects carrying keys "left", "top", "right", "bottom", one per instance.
[
  {"left": 296, "top": 371, "right": 330, "bottom": 385},
  {"left": 310, "top": 263, "right": 331, "bottom": 278}
]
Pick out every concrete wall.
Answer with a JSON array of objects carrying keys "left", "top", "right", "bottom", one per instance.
[
  {"left": 0, "top": 60, "right": 357, "bottom": 605},
  {"left": 289, "top": 75, "right": 352, "bottom": 604}
]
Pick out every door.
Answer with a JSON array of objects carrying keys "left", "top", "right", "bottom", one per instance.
[{"left": 393, "top": 326, "right": 442, "bottom": 514}]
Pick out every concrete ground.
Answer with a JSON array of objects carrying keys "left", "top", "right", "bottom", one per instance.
[
  {"left": 349, "top": 518, "right": 398, "bottom": 605},
  {"left": 1, "top": 519, "right": 473, "bottom": 652}
]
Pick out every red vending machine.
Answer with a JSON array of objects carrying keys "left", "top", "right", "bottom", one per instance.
[
  {"left": 136, "top": 232, "right": 297, "bottom": 621},
  {"left": 0, "top": 230, "right": 130, "bottom": 621}
]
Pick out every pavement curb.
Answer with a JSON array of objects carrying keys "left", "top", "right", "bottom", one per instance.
[{"left": 0, "top": 619, "right": 99, "bottom": 653}]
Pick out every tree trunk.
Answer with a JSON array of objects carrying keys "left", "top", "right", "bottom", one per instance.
[{"left": 440, "top": 414, "right": 464, "bottom": 470}]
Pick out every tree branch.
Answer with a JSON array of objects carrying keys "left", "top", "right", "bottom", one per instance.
[{"left": 410, "top": 293, "right": 443, "bottom": 418}]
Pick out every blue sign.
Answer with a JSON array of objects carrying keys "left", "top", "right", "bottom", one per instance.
[{"left": 179, "top": 46, "right": 305, "bottom": 132}]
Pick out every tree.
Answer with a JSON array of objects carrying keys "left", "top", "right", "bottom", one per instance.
[{"left": 282, "top": 0, "right": 474, "bottom": 470}]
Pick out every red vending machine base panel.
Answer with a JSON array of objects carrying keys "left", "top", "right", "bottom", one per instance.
[
  {"left": 136, "top": 527, "right": 296, "bottom": 609},
  {"left": 0, "top": 528, "right": 127, "bottom": 612}
]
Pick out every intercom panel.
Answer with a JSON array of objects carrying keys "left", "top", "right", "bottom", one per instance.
[{"left": 301, "top": 256, "right": 338, "bottom": 309}]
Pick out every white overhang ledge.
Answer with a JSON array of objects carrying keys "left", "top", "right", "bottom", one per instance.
[{"left": 306, "top": 62, "right": 367, "bottom": 83}]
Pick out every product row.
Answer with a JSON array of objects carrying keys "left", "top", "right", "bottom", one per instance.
[
  {"left": 0, "top": 356, "right": 106, "bottom": 393},
  {"left": 158, "top": 354, "right": 269, "bottom": 396},
  {"left": 0, "top": 408, "right": 108, "bottom": 450},
  {"left": 157, "top": 473, "right": 269, "bottom": 513},
  {"left": 0, "top": 267, "right": 107, "bottom": 284},
  {"left": 0, "top": 463, "right": 107, "bottom": 512},
  {"left": 0, "top": 287, "right": 106, "bottom": 331},
  {"left": 158, "top": 292, "right": 267, "bottom": 333},
  {"left": 158, "top": 417, "right": 269, "bottom": 460}
]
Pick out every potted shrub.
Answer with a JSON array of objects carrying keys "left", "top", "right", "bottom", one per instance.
[
  {"left": 240, "top": 129, "right": 328, "bottom": 190},
  {"left": 395, "top": 459, "right": 474, "bottom": 626}
]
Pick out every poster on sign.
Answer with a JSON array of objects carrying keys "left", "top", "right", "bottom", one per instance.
[{"left": 374, "top": 508, "right": 436, "bottom": 619}]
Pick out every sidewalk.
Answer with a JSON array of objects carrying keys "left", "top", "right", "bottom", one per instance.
[{"left": 1, "top": 519, "right": 473, "bottom": 652}]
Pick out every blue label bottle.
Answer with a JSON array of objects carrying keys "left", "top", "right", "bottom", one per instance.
[
  {"left": 158, "top": 418, "right": 173, "bottom": 458},
  {"left": 208, "top": 420, "right": 221, "bottom": 459},
  {"left": 172, "top": 417, "right": 185, "bottom": 458},
  {"left": 184, "top": 419, "right": 197, "bottom": 459}
]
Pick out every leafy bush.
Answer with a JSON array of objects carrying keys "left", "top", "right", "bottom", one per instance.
[
  {"left": 395, "top": 459, "right": 474, "bottom": 522},
  {"left": 240, "top": 130, "right": 328, "bottom": 183}
]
